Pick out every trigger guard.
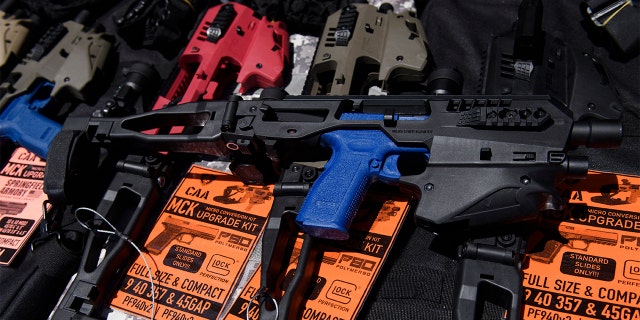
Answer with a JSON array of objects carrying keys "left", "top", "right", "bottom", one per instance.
[
  {"left": 379, "top": 154, "right": 401, "bottom": 180},
  {"left": 179, "top": 233, "right": 194, "bottom": 244}
]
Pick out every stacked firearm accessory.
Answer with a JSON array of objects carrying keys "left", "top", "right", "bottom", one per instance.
[
  {"left": 303, "top": 3, "right": 429, "bottom": 95},
  {"left": 0, "top": 0, "right": 629, "bottom": 319},
  {"left": 0, "top": 0, "right": 40, "bottom": 81},
  {"left": 0, "top": 10, "right": 114, "bottom": 159},
  {"left": 149, "top": 2, "right": 289, "bottom": 134},
  {"left": 152, "top": 2, "right": 290, "bottom": 108}
]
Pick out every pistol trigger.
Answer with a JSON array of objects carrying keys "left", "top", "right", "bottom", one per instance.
[{"left": 379, "top": 154, "right": 401, "bottom": 180}]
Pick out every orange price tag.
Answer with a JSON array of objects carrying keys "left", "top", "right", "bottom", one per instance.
[
  {"left": 523, "top": 171, "right": 640, "bottom": 320},
  {"left": 0, "top": 147, "right": 47, "bottom": 266},
  {"left": 110, "top": 164, "right": 273, "bottom": 320}
]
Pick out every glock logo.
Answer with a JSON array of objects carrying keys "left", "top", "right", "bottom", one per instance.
[
  {"left": 326, "top": 280, "right": 357, "bottom": 304},
  {"left": 624, "top": 260, "right": 640, "bottom": 281},
  {"left": 206, "top": 254, "right": 235, "bottom": 276}
]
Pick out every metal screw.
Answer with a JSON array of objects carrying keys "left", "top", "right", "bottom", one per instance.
[
  {"left": 533, "top": 109, "right": 547, "bottom": 118},
  {"left": 303, "top": 168, "right": 316, "bottom": 179},
  {"left": 238, "top": 119, "right": 249, "bottom": 129},
  {"left": 256, "top": 63, "right": 262, "bottom": 69},
  {"left": 521, "top": 176, "right": 531, "bottom": 185},
  {"left": 425, "top": 183, "right": 434, "bottom": 191},
  {"left": 396, "top": 55, "right": 404, "bottom": 61},
  {"left": 498, "top": 234, "right": 515, "bottom": 246},
  {"left": 322, "top": 53, "right": 331, "bottom": 60},
  {"left": 145, "top": 155, "right": 159, "bottom": 164}
]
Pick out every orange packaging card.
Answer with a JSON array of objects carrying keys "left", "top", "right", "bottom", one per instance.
[
  {"left": 0, "top": 147, "right": 47, "bottom": 266},
  {"left": 523, "top": 171, "right": 640, "bottom": 320},
  {"left": 109, "top": 165, "right": 273, "bottom": 320},
  {"left": 221, "top": 191, "right": 411, "bottom": 320}
]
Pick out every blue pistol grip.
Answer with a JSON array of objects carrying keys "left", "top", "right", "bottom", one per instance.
[
  {"left": 0, "top": 82, "right": 58, "bottom": 159},
  {"left": 295, "top": 128, "right": 428, "bottom": 240}
]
